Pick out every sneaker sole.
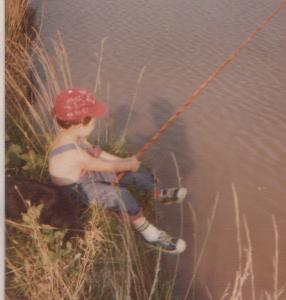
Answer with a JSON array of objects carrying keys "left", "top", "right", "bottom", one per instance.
[{"left": 149, "top": 238, "right": 187, "bottom": 254}]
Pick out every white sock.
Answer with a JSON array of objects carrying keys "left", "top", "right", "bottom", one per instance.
[{"left": 133, "top": 217, "right": 161, "bottom": 242}]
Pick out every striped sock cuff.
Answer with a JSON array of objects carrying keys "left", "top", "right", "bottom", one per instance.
[{"left": 134, "top": 219, "right": 150, "bottom": 233}]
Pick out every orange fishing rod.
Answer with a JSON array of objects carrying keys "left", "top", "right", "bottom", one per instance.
[{"left": 115, "top": 0, "right": 286, "bottom": 183}]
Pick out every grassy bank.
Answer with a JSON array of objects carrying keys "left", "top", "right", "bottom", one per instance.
[
  {"left": 5, "top": 1, "right": 286, "bottom": 300},
  {"left": 6, "top": 201, "right": 162, "bottom": 299},
  {"left": 5, "top": 1, "right": 169, "bottom": 299}
]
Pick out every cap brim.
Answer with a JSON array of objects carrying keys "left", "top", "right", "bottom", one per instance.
[{"left": 89, "top": 101, "right": 108, "bottom": 118}]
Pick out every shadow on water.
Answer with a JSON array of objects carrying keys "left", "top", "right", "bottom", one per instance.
[
  {"left": 129, "top": 97, "right": 195, "bottom": 186},
  {"left": 110, "top": 103, "right": 141, "bottom": 139}
]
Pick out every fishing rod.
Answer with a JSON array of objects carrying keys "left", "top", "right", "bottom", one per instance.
[{"left": 115, "top": 0, "right": 286, "bottom": 183}]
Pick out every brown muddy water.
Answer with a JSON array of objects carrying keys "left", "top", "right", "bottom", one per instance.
[{"left": 33, "top": 0, "right": 286, "bottom": 299}]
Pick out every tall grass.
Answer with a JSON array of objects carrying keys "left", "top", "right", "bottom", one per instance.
[
  {"left": 6, "top": 204, "right": 164, "bottom": 300},
  {"left": 183, "top": 184, "right": 285, "bottom": 300},
  {"left": 5, "top": 2, "right": 167, "bottom": 299},
  {"left": 5, "top": 0, "right": 34, "bottom": 43},
  {"left": 5, "top": 1, "right": 286, "bottom": 299}
]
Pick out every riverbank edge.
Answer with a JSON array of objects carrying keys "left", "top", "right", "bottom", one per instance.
[{"left": 5, "top": 1, "right": 172, "bottom": 299}]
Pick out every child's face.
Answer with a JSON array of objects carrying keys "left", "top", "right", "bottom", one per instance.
[{"left": 77, "top": 118, "right": 96, "bottom": 137}]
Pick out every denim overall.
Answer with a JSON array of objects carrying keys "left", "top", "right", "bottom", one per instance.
[{"left": 49, "top": 144, "right": 157, "bottom": 216}]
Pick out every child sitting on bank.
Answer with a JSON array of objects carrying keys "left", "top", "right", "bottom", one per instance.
[{"left": 48, "top": 87, "right": 187, "bottom": 254}]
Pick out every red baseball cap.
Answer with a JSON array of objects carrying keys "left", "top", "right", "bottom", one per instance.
[{"left": 54, "top": 87, "right": 108, "bottom": 121}]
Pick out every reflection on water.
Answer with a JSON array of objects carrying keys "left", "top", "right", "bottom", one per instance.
[{"left": 33, "top": 0, "right": 286, "bottom": 298}]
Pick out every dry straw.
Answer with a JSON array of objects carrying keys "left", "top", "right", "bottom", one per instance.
[{"left": 5, "top": 0, "right": 286, "bottom": 299}]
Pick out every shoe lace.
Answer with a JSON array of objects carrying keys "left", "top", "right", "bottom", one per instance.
[
  {"left": 161, "top": 188, "right": 177, "bottom": 199},
  {"left": 158, "top": 231, "right": 173, "bottom": 244}
]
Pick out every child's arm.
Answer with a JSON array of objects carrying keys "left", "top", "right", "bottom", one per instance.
[
  {"left": 80, "top": 151, "right": 140, "bottom": 173},
  {"left": 79, "top": 139, "right": 122, "bottom": 161},
  {"left": 99, "top": 151, "right": 124, "bottom": 161}
]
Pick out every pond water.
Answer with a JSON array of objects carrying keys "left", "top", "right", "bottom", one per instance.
[{"left": 33, "top": 0, "right": 286, "bottom": 298}]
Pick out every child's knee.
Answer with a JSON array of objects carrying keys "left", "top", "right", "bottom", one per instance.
[
  {"left": 134, "top": 170, "right": 157, "bottom": 190},
  {"left": 124, "top": 198, "right": 141, "bottom": 216}
]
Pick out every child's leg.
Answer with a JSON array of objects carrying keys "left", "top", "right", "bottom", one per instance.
[
  {"left": 102, "top": 187, "right": 186, "bottom": 254},
  {"left": 118, "top": 170, "right": 188, "bottom": 205},
  {"left": 119, "top": 169, "right": 160, "bottom": 193},
  {"left": 132, "top": 215, "right": 161, "bottom": 242},
  {"left": 85, "top": 184, "right": 161, "bottom": 241},
  {"left": 80, "top": 177, "right": 186, "bottom": 254},
  {"left": 132, "top": 214, "right": 186, "bottom": 254}
]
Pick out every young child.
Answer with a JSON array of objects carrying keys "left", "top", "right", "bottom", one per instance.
[{"left": 49, "top": 87, "right": 187, "bottom": 254}]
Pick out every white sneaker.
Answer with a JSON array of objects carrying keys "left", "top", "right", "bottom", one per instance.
[
  {"left": 149, "top": 231, "right": 187, "bottom": 254},
  {"left": 159, "top": 187, "right": 187, "bottom": 204}
]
